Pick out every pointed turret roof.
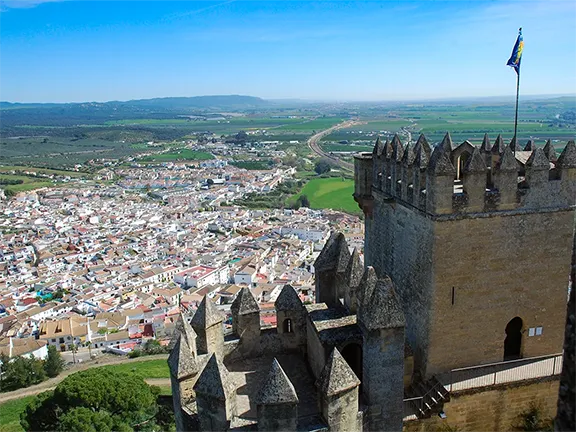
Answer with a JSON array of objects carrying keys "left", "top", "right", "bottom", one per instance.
[
  {"left": 526, "top": 147, "right": 550, "bottom": 170},
  {"left": 491, "top": 134, "right": 505, "bottom": 155},
  {"left": 557, "top": 140, "right": 576, "bottom": 168},
  {"left": 275, "top": 284, "right": 303, "bottom": 311},
  {"left": 414, "top": 135, "right": 431, "bottom": 169},
  {"left": 231, "top": 287, "right": 259, "bottom": 316},
  {"left": 255, "top": 358, "right": 299, "bottom": 405},
  {"left": 428, "top": 140, "right": 456, "bottom": 176},
  {"left": 169, "top": 312, "right": 197, "bottom": 350},
  {"left": 543, "top": 140, "right": 557, "bottom": 162},
  {"left": 193, "top": 354, "right": 233, "bottom": 400},
  {"left": 168, "top": 333, "right": 198, "bottom": 380},
  {"left": 524, "top": 139, "right": 536, "bottom": 152},
  {"left": 345, "top": 248, "right": 363, "bottom": 289},
  {"left": 508, "top": 136, "right": 518, "bottom": 152},
  {"left": 439, "top": 133, "right": 453, "bottom": 152},
  {"left": 372, "top": 136, "right": 385, "bottom": 157},
  {"left": 191, "top": 295, "right": 225, "bottom": 330},
  {"left": 414, "top": 133, "right": 430, "bottom": 152},
  {"left": 358, "top": 277, "right": 405, "bottom": 331},
  {"left": 317, "top": 348, "right": 361, "bottom": 397},
  {"left": 358, "top": 266, "right": 377, "bottom": 307},
  {"left": 391, "top": 134, "right": 404, "bottom": 161},
  {"left": 401, "top": 143, "right": 416, "bottom": 167},
  {"left": 497, "top": 146, "right": 518, "bottom": 172},
  {"left": 314, "top": 232, "right": 351, "bottom": 273},
  {"left": 480, "top": 133, "right": 491, "bottom": 152},
  {"left": 463, "top": 148, "right": 487, "bottom": 173}
]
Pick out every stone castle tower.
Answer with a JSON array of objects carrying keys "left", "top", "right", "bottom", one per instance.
[
  {"left": 168, "top": 134, "right": 575, "bottom": 431},
  {"left": 354, "top": 134, "right": 575, "bottom": 380}
]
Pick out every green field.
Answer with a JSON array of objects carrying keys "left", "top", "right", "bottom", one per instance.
[
  {"left": 0, "top": 165, "right": 89, "bottom": 177},
  {"left": 320, "top": 143, "right": 373, "bottom": 153},
  {"left": 96, "top": 359, "right": 170, "bottom": 378},
  {"left": 276, "top": 117, "right": 343, "bottom": 131},
  {"left": 140, "top": 149, "right": 214, "bottom": 162},
  {"left": 0, "top": 174, "right": 54, "bottom": 194},
  {"left": 289, "top": 177, "right": 358, "bottom": 214},
  {"left": 0, "top": 396, "right": 35, "bottom": 432}
]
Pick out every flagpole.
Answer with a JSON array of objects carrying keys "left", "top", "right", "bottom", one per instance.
[{"left": 513, "top": 69, "right": 520, "bottom": 155}]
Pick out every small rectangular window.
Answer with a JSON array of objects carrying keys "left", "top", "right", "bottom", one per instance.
[
  {"left": 536, "top": 327, "right": 543, "bottom": 336},
  {"left": 528, "top": 328, "right": 535, "bottom": 337}
]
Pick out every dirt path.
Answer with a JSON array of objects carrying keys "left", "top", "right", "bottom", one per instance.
[{"left": 0, "top": 354, "right": 168, "bottom": 403}]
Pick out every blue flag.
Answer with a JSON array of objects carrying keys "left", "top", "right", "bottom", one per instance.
[{"left": 507, "top": 28, "right": 523, "bottom": 75}]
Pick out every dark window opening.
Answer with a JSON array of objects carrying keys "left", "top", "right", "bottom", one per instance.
[
  {"left": 504, "top": 316, "right": 523, "bottom": 361},
  {"left": 283, "top": 318, "right": 293, "bottom": 334},
  {"left": 341, "top": 343, "right": 363, "bottom": 390}
]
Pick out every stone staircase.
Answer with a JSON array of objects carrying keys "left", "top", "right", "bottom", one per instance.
[{"left": 405, "top": 376, "right": 450, "bottom": 418}]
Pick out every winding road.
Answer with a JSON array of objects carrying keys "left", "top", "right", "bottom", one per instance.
[{"left": 307, "top": 119, "right": 364, "bottom": 172}]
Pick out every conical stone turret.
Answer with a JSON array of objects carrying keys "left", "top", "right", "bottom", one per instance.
[
  {"left": 275, "top": 285, "right": 305, "bottom": 343},
  {"left": 316, "top": 348, "right": 361, "bottom": 432},
  {"left": 194, "top": 354, "right": 237, "bottom": 432},
  {"left": 255, "top": 358, "right": 299, "bottom": 432},
  {"left": 191, "top": 295, "right": 225, "bottom": 356},
  {"left": 314, "top": 232, "right": 350, "bottom": 307},
  {"left": 344, "top": 248, "right": 364, "bottom": 313},
  {"left": 231, "top": 287, "right": 260, "bottom": 352}
]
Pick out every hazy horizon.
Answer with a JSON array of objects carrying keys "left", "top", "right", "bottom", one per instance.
[
  {"left": 2, "top": 92, "right": 575, "bottom": 106},
  {"left": 1, "top": 1, "right": 576, "bottom": 103}
]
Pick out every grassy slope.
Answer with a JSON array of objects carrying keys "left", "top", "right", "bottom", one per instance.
[
  {"left": 0, "top": 396, "right": 35, "bottom": 432},
  {"left": 290, "top": 177, "right": 358, "bottom": 214},
  {"left": 96, "top": 358, "right": 170, "bottom": 378}
]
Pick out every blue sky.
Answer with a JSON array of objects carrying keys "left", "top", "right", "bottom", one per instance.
[{"left": 1, "top": 0, "right": 575, "bottom": 102}]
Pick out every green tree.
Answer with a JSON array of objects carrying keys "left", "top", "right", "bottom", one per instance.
[
  {"left": 297, "top": 194, "right": 310, "bottom": 208},
  {"left": 58, "top": 407, "right": 130, "bottom": 432},
  {"left": 1, "top": 355, "right": 46, "bottom": 392},
  {"left": 143, "top": 339, "right": 165, "bottom": 355},
  {"left": 314, "top": 159, "right": 332, "bottom": 175},
  {"left": 21, "top": 369, "right": 162, "bottom": 431},
  {"left": 44, "top": 345, "right": 65, "bottom": 378}
]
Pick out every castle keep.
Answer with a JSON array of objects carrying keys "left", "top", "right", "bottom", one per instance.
[{"left": 169, "top": 134, "right": 575, "bottom": 432}]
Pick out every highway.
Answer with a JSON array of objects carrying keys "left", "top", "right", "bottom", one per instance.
[{"left": 306, "top": 119, "right": 364, "bottom": 172}]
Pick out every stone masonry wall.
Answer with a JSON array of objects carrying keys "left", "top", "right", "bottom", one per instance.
[
  {"left": 404, "top": 377, "right": 559, "bottom": 432},
  {"left": 365, "top": 190, "right": 435, "bottom": 376},
  {"left": 428, "top": 210, "right": 573, "bottom": 375}
]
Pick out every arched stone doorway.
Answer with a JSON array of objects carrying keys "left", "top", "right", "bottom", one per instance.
[
  {"left": 341, "top": 343, "right": 363, "bottom": 382},
  {"left": 504, "top": 317, "right": 523, "bottom": 361}
]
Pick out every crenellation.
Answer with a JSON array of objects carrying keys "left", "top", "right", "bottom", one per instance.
[
  {"left": 357, "top": 134, "right": 575, "bottom": 218},
  {"left": 425, "top": 136, "right": 456, "bottom": 215},
  {"left": 524, "top": 138, "right": 536, "bottom": 151},
  {"left": 401, "top": 143, "right": 416, "bottom": 201},
  {"left": 543, "top": 139, "right": 557, "bottom": 162},
  {"left": 461, "top": 147, "right": 487, "bottom": 211}
]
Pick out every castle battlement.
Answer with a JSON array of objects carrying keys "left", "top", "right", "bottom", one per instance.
[{"left": 354, "top": 133, "right": 576, "bottom": 218}]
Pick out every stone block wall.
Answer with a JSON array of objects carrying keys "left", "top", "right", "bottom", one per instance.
[
  {"left": 428, "top": 210, "right": 572, "bottom": 374},
  {"left": 404, "top": 378, "right": 559, "bottom": 432}
]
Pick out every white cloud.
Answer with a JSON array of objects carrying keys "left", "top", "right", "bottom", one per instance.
[{"left": 0, "top": 0, "right": 63, "bottom": 9}]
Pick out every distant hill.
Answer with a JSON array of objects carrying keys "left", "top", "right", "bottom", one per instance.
[
  {"left": 122, "top": 95, "right": 270, "bottom": 109},
  {"left": 0, "top": 95, "right": 273, "bottom": 128},
  {"left": 0, "top": 95, "right": 269, "bottom": 111}
]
